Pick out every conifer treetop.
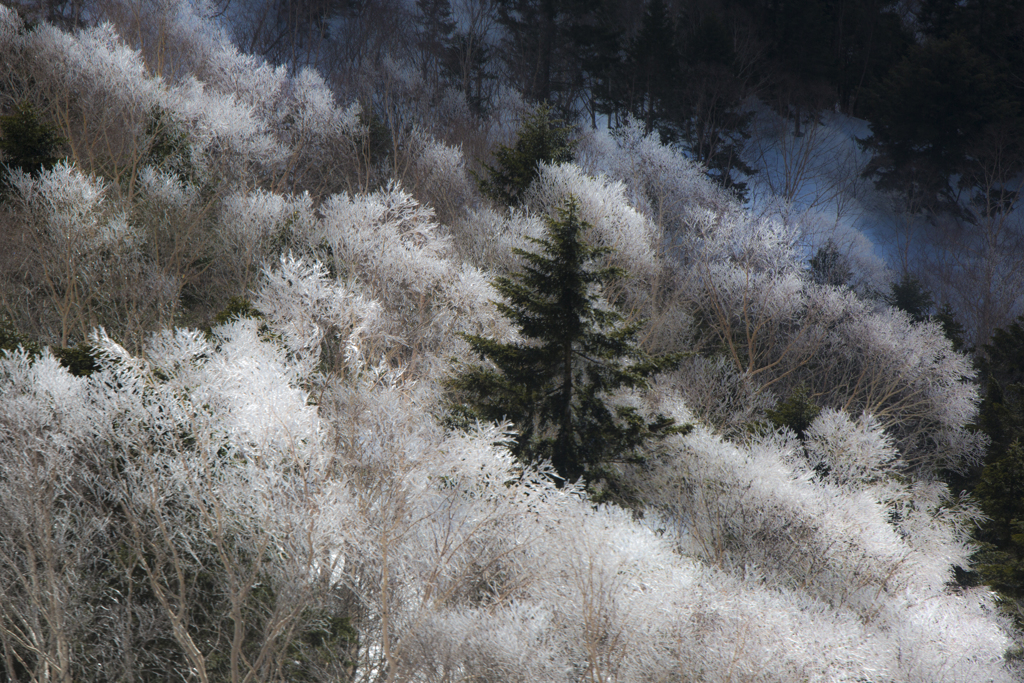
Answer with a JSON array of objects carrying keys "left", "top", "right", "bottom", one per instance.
[{"left": 477, "top": 103, "right": 576, "bottom": 208}]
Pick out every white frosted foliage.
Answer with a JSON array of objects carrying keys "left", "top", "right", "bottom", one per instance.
[
  {"left": 594, "top": 118, "right": 737, "bottom": 235},
  {"left": 803, "top": 409, "right": 898, "bottom": 487},
  {"left": 300, "top": 184, "right": 511, "bottom": 362},
  {"left": 219, "top": 188, "right": 315, "bottom": 287},
  {"left": 0, "top": 9, "right": 1017, "bottom": 683},
  {"left": 254, "top": 253, "right": 381, "bottom": 378},
  {"left": 524, "top": 163, "right": 661, "bottom": 282}
]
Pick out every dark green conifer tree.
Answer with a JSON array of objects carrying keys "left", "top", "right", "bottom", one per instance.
[
  {"left": 808, "top": 241, "right": 852, "bottom": 287},
  {"left": 966, "top": 318, "right": 1024, "bottom": 624},
  {"left": 0, "top": 101, "right": 65, "bottom": 189},
  {"left": 675, "top": 11, "right": 755, "bottom": 199},
  {"left": 860, "top": 34, "right": 1021, "bottom": 216},
  {"left": 766, "top": 385, "right": 821, "bottom": 440},
  {"left": 477, "top": 104, "right": 576, "bottom": 208},
  {"left": 933, "top": 303, "right": 969, "bottom": 354},
  {"left": 494, "top": 0, "right": 596, "bottom": 106},
  {"left": 415, "top": 0, "right": 458, "bottom": 89},
  {"left": 885, "top": 274, "right": 934, "bottom": 323},
  {"left": 747, "top": 0, "right": 910, "bottom": 114},
  {"left": 495, "top": 0, "right": 559, "bottom": 102},
  {"left": 573, "top": 0, "right": 625, "bottom": 128},
  {"left": 448, "top": 196, "right": 685, "bottom": 501}
]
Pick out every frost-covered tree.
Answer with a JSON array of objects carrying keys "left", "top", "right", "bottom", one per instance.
[{"left": 3, "top": 164, "right": 145, "bottom": 347}]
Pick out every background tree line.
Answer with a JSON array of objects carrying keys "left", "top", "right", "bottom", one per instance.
[{"left": 11, "top": 0, "right": 1023, "bottom": 211}]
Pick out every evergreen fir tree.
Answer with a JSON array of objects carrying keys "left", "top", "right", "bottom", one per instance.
[
  {"left": 808, "top": 240, "right": 852, "bottom": 287},
  {"left": 978, "top": 319, "right": 1024, "bottom": 458},
  {"left": 0, "top": 101, "right": 65, "bottom": 189},
  {"left": 573, "top": 0, "right": 625, "bottom": 128},
  {"left": 766, "top": 385, "right": 821, "bottom": 440},
  {"left": 477, "top": 104, "right": 576, "bottom": 208},
  {"left": 451, "top": 30, "right": 495, "bottom": 113},
  {"left": 969, "top": 318, "right": 1024, "bottom": 624},
  {"left": 415, "top": 0, "right": 458, "bottom": 89},
  {"left": 495, "top": 0, "right": 558, "bottom": 102},
  {"left": 675, "top": 12, "right": 755, "bottom": 200},
  {"left": 766, "top": 0, "right": 836, "bottom": 91},
  {"left": 494, "top": 0, "right": 594, "bottom": 106},
  {"left": 860, "top": 34, "right": 1021, "bottom": 216},
  {"left": 933, "top": 302, "right": 969, "bottom": 354},
  {"left": 448, "top": 197, "right": 685, "bottom": 501},
  {"left": 885, "top": 273, "right": 934, "bottom": 323},
  {"left": 973, "top": 440, "right": 1024, "bottom": 624}
]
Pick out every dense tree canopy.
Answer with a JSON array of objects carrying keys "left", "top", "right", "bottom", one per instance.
[
  {"left": 0, "top": 2, "right": 1022, "bottom": 681},
  {"left": 860, "top": 35, "right": 1022, "bottom": 215}
]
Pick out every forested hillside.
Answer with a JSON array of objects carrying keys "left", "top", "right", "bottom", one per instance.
[{"left": 1, "top": 1, "right": 1023, "bottom": 681}]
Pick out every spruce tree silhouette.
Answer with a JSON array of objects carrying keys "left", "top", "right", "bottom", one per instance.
[{"left": 449, "top": 196, "right": 685, "bottom": 501}]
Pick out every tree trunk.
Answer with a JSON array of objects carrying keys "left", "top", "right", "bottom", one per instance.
[{"left": 533, "top": 0, "right": 556, "bottom": 101}]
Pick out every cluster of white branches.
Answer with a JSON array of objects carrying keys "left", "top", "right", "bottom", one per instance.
[
  {"left": 1, "top": 330, "right": 1012, "bottom": 681},
  {"left": 3, "top": 164, "right": 171, "bottom": 348},
  {"left": 584, "top": 118, "right": 738, "bottom": 239},
  {"left": 0, "top": 7, "right": 1018, "bottom": 682}
]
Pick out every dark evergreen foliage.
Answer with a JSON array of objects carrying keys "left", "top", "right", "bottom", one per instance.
[
  {"left": 476, "top": 104, "right": 576, "bottom": 207},
  {"left": 0, "top": 100, "right": 65, "bottom": 188},
  {"left": 933, "top": 303, "right": 969, "bottom": 354},
  {"left": 455, "top": 31, "right": 497, "bottom": 113},
  {"left": 673, "top": 12, "right": 755, "bottom": 200},
  {"left": 494, "top": 0, "right": 595, "bottom": 105},
  {"left": 447, "top": 196, "right": 686, "bottom": 500},
  {"left": 495, "top": 0, "right": 557, "bottom": 102},
  {"left": 743, "top": 0, "right": 911, "bottom": 113},
  {"left": 212, "top": 296, "right": 266, "bottom": 327},
  {"left": 0, "top": 315, "right": 42, "bottom": 358},
  {"left": 973, "top": 441, "right": 1024, "bottom": 621},
  {"left": 969, "top": 318, "right": 1024, "bottom": 624},
  {"left": 144, "top": 108, "right": 197, "bottom": 184},
  {"left": 623, "top": 0, "right": 680, "bottom": 136},
  {"left": 601, "top": 2, "right": 755, "bottom": 198},
  {"left": 766, "top": 384, "right": 821, "bottom": 440},
  {"left": 859, "top": 1, "right": 1024, "bottom": 217},
  {"left": 808, "top": 241, "right": 852, "bottom": 287},
  {"left": 572, "top": 0, "right": 624, "bottom": 128},
  {"left": 885, "top": 274, "right": 934, "bottom": 323},
  {"left": 52, "top": 343, "right": 99, "bottom": 377},
  {"left": 414, "top": 0, "right": 459, "bottom": 87},
  {"left": 0, "top": 317, "right": 97, "bottom": 376},
  {"left": 979, "top": 319, "right": 1024, "bottom": 454}
]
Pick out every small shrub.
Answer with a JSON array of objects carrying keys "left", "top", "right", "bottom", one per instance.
[{"left": 52, "top": 343, "right": 99, "bottom": 376}]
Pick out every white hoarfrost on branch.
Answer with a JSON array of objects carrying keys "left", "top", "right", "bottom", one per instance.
[
  {"left": 254, "top": 253, "right": 381, "bottom": 378},
  {"left": 295, "top": 183, "right": 513, "bottom": 367},
  {"left": 524, "top": 162, "right": 661, "bottom": 282},
  {"left": 219, "top": 188, "right": 315, "bottom": 289},
  {"left": 589, "top": 118, "right": 737, "bottom": 236}
]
